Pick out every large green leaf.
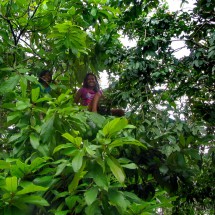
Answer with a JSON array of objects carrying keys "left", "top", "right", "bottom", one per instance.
[
  {"left": 53, "top": 143, "right": 74, "bottom": 154},
  {"left": 18, "top": 195, "right": 49, "bottom": 206},
  {"left": 0, "top": 160, "right": 10, "bottom": 169},
  {"left": 72, "top": 150, "right": 84, "bottom": 172},
  {"left": 84, "top": 187, "right": 98, "bottom": 206},
  {"left": 20, "top": 76, "right": 27, "bottom": 98},
  {"left": 108, "top": 189, "right": 128, "bottom": 211},
  {"left": 30, "top": 133, "right": 40, "bottom": 149},
  {"left": 62, "top": 133, "right": 82, "bottom": 148},
  {"left": 33, "top": 176, "right": 54, "bottom": 187},
  {"left": 86, "top": 162, "right": 108, "bottom": 190},
  {"left": 31, "top": 87, "right": 40, "bottom": 103},
  {"left": 103, "top": 117, "right": 128, "bottom": 137},
  {"left": 106, "top": 156, "right": 125, "bottom": 184},
  {"left": 10, "top": 160, "right": 30, "bottom": 178},
  {"left": 16, "top": 182, "right": 48, "bottom": 195},
  {"left": 85, "top": 201, "right": 101, "bottom": 215},
  {"left": 109, "top": 137, "right": 147, "bottom": 150},
  {"left": 68, "top": 160, "right": 86, "bottom": 193},
  {"left": 40, "top": 114, "right": 55, "bottom": 143},
  {"left": 16, "top": 99, "right": 31, "bottom": 110},
  {"left": 48, "top": 21, "right": 87, "bottom": 55},
  {"left": 5, "top": 176, "right": 18, "bottom": 192},
  {"left": 30, "top": 157, "right": 50, "bottom": 172},
  {"left": 0, "top": 74, "right": 20, "bottom": 94}
]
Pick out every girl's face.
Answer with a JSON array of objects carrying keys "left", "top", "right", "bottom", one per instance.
[
  {"left": 42, "top": 72, "right": 52, "bottom": 83},
  {"left": 87, "top": 75, "right": 96, "bottom": 88}
]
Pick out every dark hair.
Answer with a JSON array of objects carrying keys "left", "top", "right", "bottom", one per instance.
[
  {"left": 38, "top": 70, "right": 52, "bottom": 84},
  {"left": 83, "top": 73, "right": 100, "bottom": 92}
]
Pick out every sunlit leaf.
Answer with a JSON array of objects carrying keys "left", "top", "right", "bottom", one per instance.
[
  {"left": 103, "top": 118, "right": 128, "bottom": 137},
  {"left": 5, "top": 176, "right": 18, "bottom": 192},
  {"left": 16, "top": 182, "right": 48, "bottom": 195}
]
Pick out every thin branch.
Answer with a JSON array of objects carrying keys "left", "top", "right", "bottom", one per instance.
[
  {"left": 16, "top": 0, "right": 43, "bottom": 44},
  {"left": 19, "top": 37, "right": 42, "bottom": 59}
]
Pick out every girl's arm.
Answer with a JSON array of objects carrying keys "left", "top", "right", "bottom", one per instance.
[{"left": 91, "top": 91, "right": 102, "bottom": 112}]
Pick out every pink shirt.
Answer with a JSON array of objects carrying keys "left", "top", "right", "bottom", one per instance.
[{"left": 78, "top": 87, "right": 102, "bottom": 106}]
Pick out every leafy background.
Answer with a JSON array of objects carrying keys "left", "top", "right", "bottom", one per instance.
[{"left": 0, "top": 0, "right": 214, "bottom": 214}]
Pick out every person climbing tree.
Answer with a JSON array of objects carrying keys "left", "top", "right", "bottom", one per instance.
[
  {"left": 38, "top": 70, "right": 53, "bottom": 94},
  {"left": 75, "top": 73, "right": 103, "bottom": 112}
]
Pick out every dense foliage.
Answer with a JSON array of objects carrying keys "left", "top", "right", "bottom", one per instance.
[{"left": 0, "top": 0, "right": 214, "bottom": 214}]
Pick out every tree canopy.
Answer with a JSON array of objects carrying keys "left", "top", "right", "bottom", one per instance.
[{"left": 0, "top": 0, "right": 214, "bottom": 214}]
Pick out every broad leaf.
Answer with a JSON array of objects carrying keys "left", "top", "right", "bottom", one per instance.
[
  {"left": 106, "top": 156, "right": 125, "bottom": 184},
  {"left": 84, "top": 187, "right": 98, "bottom": 205},
  {"left": 109, "top": 137, "right": 147, "bottom": 150},
  {"left": 16, "top": 182, "right": 48, "bottom": 195},
  {"left": 18, "top": 195, "right": 49, "bottom": 206},
  {"left": 0, "top": 74, "right": 20, "bottom": 94},
  {"left": 103, "top": 118, "right": 128, "bottom": 137},
  {"left": 30, "top": 133, "right": 40, "bottom": 149},
  {"left": 5, "top": 176, "right": 18, "bottom": 192},
  {"left": 108, "top": 189, "right": 128, "bottom": 211},
  {"left": 72, "top": 150, "right": 84, "bottom": 172},
  {"left": 31, "top": 87, "right": 40, "bottom": 103}
]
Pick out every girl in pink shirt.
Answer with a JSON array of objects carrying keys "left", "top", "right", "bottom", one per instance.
[{"left": 75, "top": 73, "right": 102, "bottom": 112}]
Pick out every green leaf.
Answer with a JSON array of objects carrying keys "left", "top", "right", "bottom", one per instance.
[
  {"left": 0, "top": 75, "right": 20, "bottom": 94},
  {"left": 16, "top": 99, "right": 31, "bottom": 110},
  {"left": 40, "top": 114, "right": 55, "bottom": 143},
  {"left": 109, "top": 137, "right": 147, "bottom": 150},
  {"left": 68, "top": 160, "right": 86, "bottom": 193},
  {"left": 11, "top": 159, "right": 30, "bottom": 178},
  {"left": 62, "top": 133, "right": 82, "bottom": 148},
  {"left": 84, "top": 187, "right": 98, "bottom": 205},
  {"left": 17, "top": 67, "right": 30, "bottom": 74},
  {"left": 18, "top": 195, "right": 49, "bottom": 206},
  {"left": 0, "top": 67, "right": 14, "bottom": 72},
  {"left": 121, "top": 163, "right": 137, "bottom": 169},
  {"left": 30, "top": 133, "right": 40, "bottom": 149},
  {"left": 7, "top": 112, "right": 21, "bottom": 124},
  {"left": 55, "top": 210, "right": 70, "bottom": 215},
  {"left": 91, "top": 8, "right": 97, "bottom": 16},
  {"left": 20, "top": 77, "right": 27, "bottom": 98},
  {"left": 179, "top": 134, "right": 186, "bottom": 147},
  {"left": 33, "top": 176, "right": 54, "bottom": 187},
  {"left": 53, "top": 143, "right": 74, "bottom": 154},
  {"left": 5, "top": 176, "right": 17, "bottom": 192},
  {"left": 186, "top": 136, "right": 194, "bottom": 145},
  {"left": 30, "top": 157, "right": 50, "bottom": 172},
  {"left": 108, "top": 189, "right": 128, "bottom": 211},
  {"left": 16, "top": 182, "right": 48, "bottom": 195},
  {"left": 31, "top": 87, "right": 40, "bottom": 103},
  {"left": 65, "top": 196, "right": 80, "bottom": 210},
  {"left": 159, "top": 165, "right": 169, "bottom": 174},
  {"left": 85, "top": 201, "right": 101, "bottom": 215},
  {"left": 0, "top": 160, "right": 10, "bottom": 169},
  {"left": 25, "top": 75, "right": 38, "bottom": 83},
  {"left": 8, "top": 133, "right": 22, "bottom": 143},
  {"left": 86, "top": 162, "right": 108, "bottom": 190},
  {"left": 123, "top": 191, "right": 142, "bottom": 203},
  {"left": 185, "top": 149, "right": 201, "bottom": 160},
  {"left": 87, "top": 112, "right": 106, "bottom": 128},
  {"left": 176, "top": 152, "right": 186, "bottom": 167},
  {"left": 72, "top": 150, "right": 84, "bottom": 172},
  {"left": 55, "top": 162, "right": 68, "bottom": 176},
  {"left": 103, "top": 118, "right": 128, "bottom": 137},
  {"left": 106, "top": 156, "right": 125, "bottom": 184}
]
